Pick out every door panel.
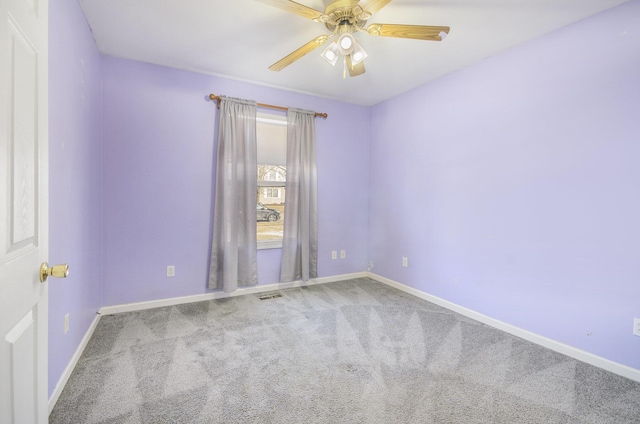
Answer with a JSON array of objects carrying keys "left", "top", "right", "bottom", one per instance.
[
  {"left": 8, "top": 16, "right": 38, "bottom": 253},
  {"left": 5, "top": 310, "right": 37, "bottom": 423},
  {"left": 0, "top": 0, "right": 48, "bottom": 421}
]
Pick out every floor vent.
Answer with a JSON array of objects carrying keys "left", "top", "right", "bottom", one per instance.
[{"left": 257, "top": 292, "right": 283, "bottom": 300}]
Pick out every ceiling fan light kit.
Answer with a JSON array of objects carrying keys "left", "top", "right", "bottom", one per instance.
[
  {"left": 337, "top": 33, "right": 355, "bottom": 54},
  {"left": 321, "top": 42, "right": 340, "bottom": 66},
  {"left": 257, "top": 0, "right": 450, "bottom": 78},
  {"left": 350, "top": 43, "right": 368, "bottom": 65}
]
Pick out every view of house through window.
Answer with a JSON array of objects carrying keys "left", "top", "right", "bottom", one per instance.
[{"left": 257, "top": 113, "right": 287, "bottom": 245}]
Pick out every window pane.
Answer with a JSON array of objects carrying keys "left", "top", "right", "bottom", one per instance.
[
  {"left": 257, "top": 185, "right": 285, "bottom": 241},
  {"left": 257, "top": 114, "right": 286, "bottom": 166},
  {"left": 257, "top": 113, "right": 287, "bottom": 244}
]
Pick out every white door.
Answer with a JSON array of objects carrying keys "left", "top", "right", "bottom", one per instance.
[{"left": 0, "top": 0, "right": 49, "bottom": 421}]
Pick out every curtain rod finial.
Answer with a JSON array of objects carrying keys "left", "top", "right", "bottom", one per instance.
[{"left": 209, "top": 94, "right": 221, "bottom": 109}]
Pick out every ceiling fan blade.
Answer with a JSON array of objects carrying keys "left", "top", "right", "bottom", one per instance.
[
  {"left": 269, "top": 35, "right": 330, "bottom": 71},
  {"left": 366, "top": 23, "right": 450, "bottom": 41},
  {"left": 254, "top": 0, "right": 324, "bottom": 21},
  {"left": 346, "top": 55, "right": 366, "bottom": 77},
  {"left": 359, "top": 0, "right": 392, "bottom": 14}
]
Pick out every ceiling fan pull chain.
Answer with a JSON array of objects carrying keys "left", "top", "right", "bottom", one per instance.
[{"left": 342, "top": 56, "right": 347, "bottom": 79}]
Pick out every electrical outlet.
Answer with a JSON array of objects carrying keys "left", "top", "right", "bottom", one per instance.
[
  {"left": 167, "top": 265, "right": 175, "bottom": 277},
  {"left": 634, "top": 318, "right": 640, "bottom": 337},
  {"left": 64, "top": 313, "right": 69, "bottom": 335},
  {"left": 340, "top": 250, "right": 346, "bottom": 259},
  {"left": 402, "top": 257, "right": 408, "bottom": 267},
  {"left": 331, "top": 251, "right": 337, "bottom": 260}
]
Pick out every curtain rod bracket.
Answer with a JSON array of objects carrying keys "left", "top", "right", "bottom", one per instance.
[{"left": 209, "top": 93, "right": 327, "bottom": 119}]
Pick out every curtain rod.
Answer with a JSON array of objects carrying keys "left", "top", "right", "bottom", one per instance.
[{"left": 209, "top": 94, "right": 328, "bottom": 119}]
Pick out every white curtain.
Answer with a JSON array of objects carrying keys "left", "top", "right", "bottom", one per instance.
[
  {"left": 280, "top": 108, "right": 318, "bottom": 282},
  {"left": 208, "top": 96, "right": 258, "bottom": 292}
]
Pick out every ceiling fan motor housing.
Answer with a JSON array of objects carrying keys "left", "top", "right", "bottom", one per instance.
[{"left": 323, "top": 0, "right": 370, "bottom": 33}]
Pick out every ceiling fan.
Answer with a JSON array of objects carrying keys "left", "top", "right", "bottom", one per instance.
[{"left": 255, "top": 0, "right": 450, "bottom": 77}]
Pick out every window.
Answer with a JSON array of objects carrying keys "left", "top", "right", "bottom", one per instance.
[
  {"left": 265, "top": 188, "right": 280, "bottom": 198},
  {"left": 257, "top": 112, "right": 287, "bottom": 249}
]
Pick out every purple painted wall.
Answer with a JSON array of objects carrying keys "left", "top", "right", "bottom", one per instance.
[
  {"left": 369, "top": 1, "right": 640, "bottom": 370},
  {"left": 48, "top": 0, "right": 103, "bottom": 396},
  {"left": 101, "top": 57, "right": 370, "bottom": 306}
]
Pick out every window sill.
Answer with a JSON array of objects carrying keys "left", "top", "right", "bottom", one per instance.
[{"left": 258, "top": 240, "right": 283, "bottom": 250}]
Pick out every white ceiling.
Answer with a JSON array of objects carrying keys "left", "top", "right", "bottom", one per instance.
[{"left": 79, "top": 0, "right": 629, "bottom": 106}]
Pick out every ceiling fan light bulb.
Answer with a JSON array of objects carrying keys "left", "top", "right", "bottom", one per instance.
[
  {"left": 337, "top": 33, "right": 355, "bottom": 55},
  {"left": 351, "top": 43, "right": 368, "bottom": 65},
  {"left": 349, "top": 38, "right": 368, "bottom": 65},
  {"left": 321, "top": 42, "right": 340, "bottom": 66},
  {"left": 340, "top": 36, "right": 352, "bottom": 50}
]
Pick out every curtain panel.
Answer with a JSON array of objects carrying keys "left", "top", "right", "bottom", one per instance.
[
  {"left": 280, "top": 108, "right": 318, "bottom": 282},
  {"left": 208, "top": 96, "right": 258, "bottom": 292}
]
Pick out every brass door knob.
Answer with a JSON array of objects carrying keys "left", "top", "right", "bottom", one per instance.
[{"left": 40, "top": 263, "right": 69, "bottom": 283}]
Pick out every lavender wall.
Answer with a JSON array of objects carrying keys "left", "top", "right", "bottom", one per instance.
[
  {"left": 369, "top": 1, "right": 640, "bottom": 370},
  {"left": 101, "top": 57, "right": 370, "bottom": 306},
  {"left": 48, "top": 0, "right": 103, "bottom": 396}
]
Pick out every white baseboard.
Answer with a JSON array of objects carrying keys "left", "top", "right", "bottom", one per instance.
[
  {"left": 53, "top": 269, "right": 637, "bottom": 415},
  {"left": 48, "top": 313, "right": 101, "bottom": 414},
  {"left": 99, "top": 272, "right": 368, "bottom": 315},
  {"left": 366, "top": 272, "right": 640, "bottom": 383}
]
